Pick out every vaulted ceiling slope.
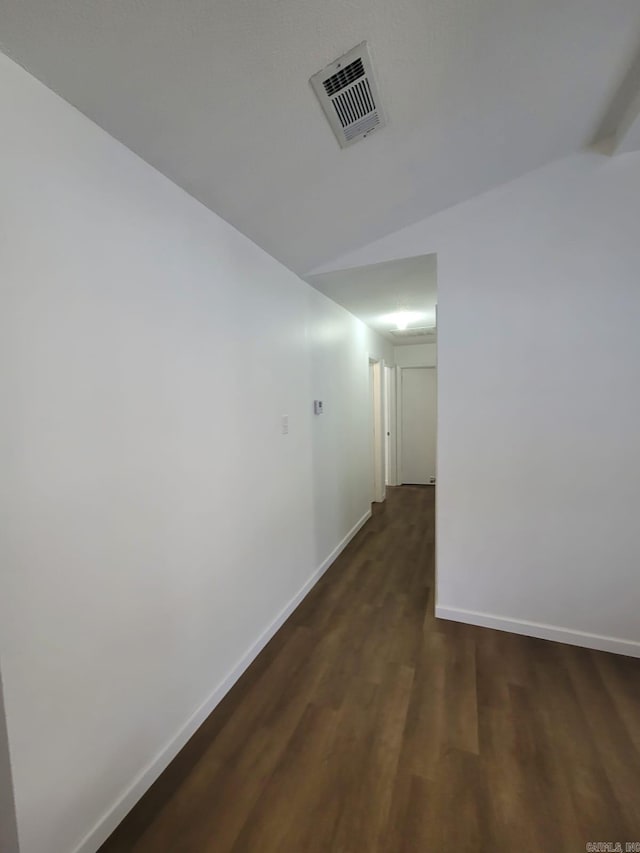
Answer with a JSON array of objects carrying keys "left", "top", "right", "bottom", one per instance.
[{"left": 1, "top": 1, "right": 640, "bottom": 273}]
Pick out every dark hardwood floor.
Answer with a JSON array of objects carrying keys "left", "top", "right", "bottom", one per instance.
[{"left": 101, "top": 486, "right": 640, "bottom": 852}]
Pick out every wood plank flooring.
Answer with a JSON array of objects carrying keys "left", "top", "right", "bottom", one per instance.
[{"left": 101, "top": 486, "right": 640, "bottom": 852}]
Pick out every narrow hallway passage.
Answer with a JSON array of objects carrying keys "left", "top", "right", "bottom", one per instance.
[{"left": 102, "top": 486, "right": 640, "bottom": 852}]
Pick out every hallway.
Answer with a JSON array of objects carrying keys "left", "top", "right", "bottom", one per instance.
[{"left": 102, "top": 486, "right": 640, "bottom": 852}]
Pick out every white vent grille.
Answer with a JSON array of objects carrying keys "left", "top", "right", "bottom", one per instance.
[
  {"left": 323, "top": 58, "right": 365, "bottom": 96},
  {"left": 389, "top": 327, "right": 437, "bottom": 339},
  {"left": 310, "top": 43, "right": 386, "bottom": 148}
]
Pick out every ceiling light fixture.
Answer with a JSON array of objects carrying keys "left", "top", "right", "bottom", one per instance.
[{"left": 383, "top": 311, "right": 425, "bottom": 331}]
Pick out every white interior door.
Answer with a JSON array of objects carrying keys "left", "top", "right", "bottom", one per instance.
[
  {"left": 384, "top": 365, "right": 392, "bottom": 485},
  {"left": 369, "top": 359, "right": 385, "bottom": 503},
  {"left": 400, "top": 367, "right": 436, "bottom": 485}
]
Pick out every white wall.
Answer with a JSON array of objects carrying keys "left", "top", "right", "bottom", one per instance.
[
  {"left": 394, "top": 343, "right": 437, "bottom": 368},
  {"left": 0, "top": 53, "right": 392, "bottom": 853},
  {"left": 308, "top": 290, "right": 391, "bottom": 564},
  {"left": 314, "top": 149, "right": 640, "bottom": 657}
]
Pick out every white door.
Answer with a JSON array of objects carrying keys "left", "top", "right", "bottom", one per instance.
[
  {"left": 369, "top": 360, "right": 385, "bottom": 503},
  {"left": 400, "top": 367, "right": 436, "bottom": 485},
  {"left": 384, "top": 365, "right": 392, "bottom": 485}
]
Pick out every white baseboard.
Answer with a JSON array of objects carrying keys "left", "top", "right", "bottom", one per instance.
[
  {"left": 435, "top": 605, "right": 640, "bottom": 658},
  {"left": 73, "top": 508, "right": 372, "bottom": 853},
  {"left": 315, "top": 509, "right": 372, "bottom": 576}
]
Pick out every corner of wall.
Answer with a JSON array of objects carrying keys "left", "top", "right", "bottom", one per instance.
[{"left": 0, "top": 670, "right": 20, "bottom": 853}]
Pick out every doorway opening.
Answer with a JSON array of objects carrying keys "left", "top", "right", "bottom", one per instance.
[
  {"left": 307, "top": 252, "right": 437, "bottom": 492},
  {"left": 306, "top": 253, "right": 438, "bottom": 619}
]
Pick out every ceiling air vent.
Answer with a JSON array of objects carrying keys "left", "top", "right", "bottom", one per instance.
[
  {"left": 389, "top": 327, "right": 437, "bottom": 339},
  {"left": 310, "top": 42, "right": 386, "bottom": 148}
]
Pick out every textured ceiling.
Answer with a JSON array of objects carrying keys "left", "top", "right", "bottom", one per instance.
[
  {"left": 308, "top": 255, "right": 437, "bottom": 345},
  {"left": 1, "top": 1, "right": 640, "bottom": 273}
]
